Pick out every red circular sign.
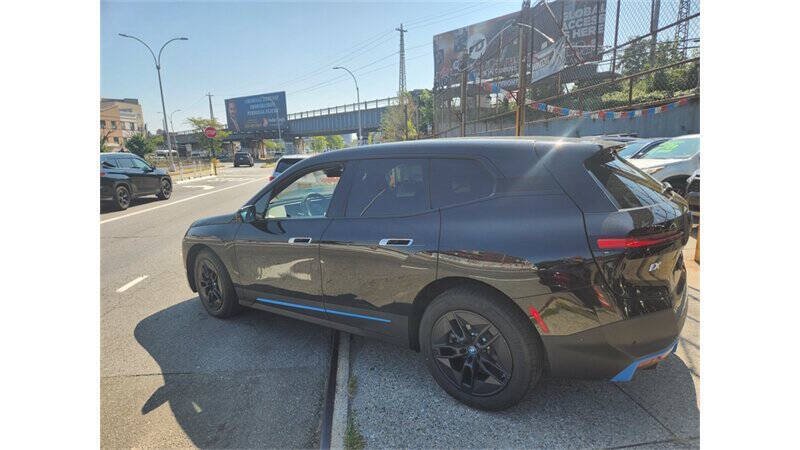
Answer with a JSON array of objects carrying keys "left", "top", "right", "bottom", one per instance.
[{"left": 204, "top": 127, "right": 217, "bottom": 138}]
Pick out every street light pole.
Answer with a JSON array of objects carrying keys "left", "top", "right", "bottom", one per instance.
[
  {"left": 119, "top": 33, "right": 188, "bottom": 170},
  {"left": 333, "top": 66, "right": 362, "bottom": 145},
  {"left": 157, "top": 108, "right": 181, "bottom": 151}
]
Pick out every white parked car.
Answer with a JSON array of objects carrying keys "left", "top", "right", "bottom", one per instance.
[{"left": 628, "top": 134, "right": 699, "bottom": 195}]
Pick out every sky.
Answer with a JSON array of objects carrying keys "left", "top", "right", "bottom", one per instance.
[{"left": 100, "top": 0, "right": 523, "bottom": 133}]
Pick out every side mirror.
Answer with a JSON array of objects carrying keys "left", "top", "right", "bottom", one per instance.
[
  {"left": 238, "top": 205, "right": 255, "bottom": 223},
  {"left": 662, "top": 181, "right": 673, "bottom": 194}
]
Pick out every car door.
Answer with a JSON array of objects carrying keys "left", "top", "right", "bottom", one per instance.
[
  {"left": 113, "top": 156, "right": 148, "bottom": 195},
  {"left": 129, "top": 156, "right": 160, "bottom": 193},
  {"left": 319, "top": 158, "right": 439, "bottom": 343},
  {"left": 233, "top": 163, "right": 346, "bottom": 321}
]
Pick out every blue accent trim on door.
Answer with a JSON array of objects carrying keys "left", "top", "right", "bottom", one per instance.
[
  {"left": 255, "top": 297, "right": 392, "bottom": 323},
  {"left": 610, "top": 339, "right": 678, "bottom": 382}
]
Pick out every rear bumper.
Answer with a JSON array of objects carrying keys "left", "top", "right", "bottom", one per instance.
[{"left": 540, "top": 285, "right": 687, "bottom": 380}]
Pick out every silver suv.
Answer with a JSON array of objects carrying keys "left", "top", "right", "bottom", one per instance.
[{"left": 629, "top": 134, "right": 699, "bottom": 195}]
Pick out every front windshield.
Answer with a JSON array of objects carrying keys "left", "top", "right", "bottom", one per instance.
[
  {"left": 617, "top": 140, "right": 653, "bottom": 158},
  {"left": 641, "top": 137, "right": 699, "bottom": 160}
]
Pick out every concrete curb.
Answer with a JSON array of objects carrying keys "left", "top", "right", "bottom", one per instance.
[
  {"left": 174, "top": 174, "right": 216, "bottom": 185},
  {"left": 329, "top": 332, "right": 350, "bottom": 449}
]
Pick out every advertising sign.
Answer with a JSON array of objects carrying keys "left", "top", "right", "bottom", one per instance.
[
  {"left": 224, "top": 91, "right": 287, "bottom": 133},
  {"left": 433, "top": 0, "right": 606, "bottom": 89}
]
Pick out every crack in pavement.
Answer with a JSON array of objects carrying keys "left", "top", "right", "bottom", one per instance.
[
  {"left": 613, "top": 383, "right": 678, "bottom": 439},
  {"left": 605, "top": 436, "right": 699, "bottom": 449}
]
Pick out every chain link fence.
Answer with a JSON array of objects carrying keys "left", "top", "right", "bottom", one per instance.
[{"left": 433, "top": 0, "right": 699, "bottom": 137}]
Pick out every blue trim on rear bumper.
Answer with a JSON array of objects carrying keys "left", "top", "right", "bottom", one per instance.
[{"left": 611, "top": 339, "right": 679, "bottom": 382}]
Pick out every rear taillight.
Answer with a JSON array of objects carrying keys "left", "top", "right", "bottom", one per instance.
[
  {"left": 100, "top": 171, "right": 106, "bottom": 176},
  {"left": 597, "top": 231, "right": 682, "bottom": 250},
  {"left": 269, "top": 175, "right": 274, "bottom": 181}
]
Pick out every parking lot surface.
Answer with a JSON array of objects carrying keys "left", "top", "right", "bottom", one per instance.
[
  {"left": 101, "top": 166, "right": 333, "bottom": 448},
  {"left": 347, "top": 238, "right": 700, "bottom": 449}
]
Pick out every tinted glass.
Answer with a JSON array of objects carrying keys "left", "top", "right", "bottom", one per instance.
[
  {"left": 130, "top": 157, "right": 150, "bottom": 169},
  {"left": 115, "top": 157, "right": 134, "bottom": 168},
  {"left": 617, "top": 139, "right": 663, "bottom": 158},
  {"left": 431, "top": 159, "right": 493, "bottom": 208},
  {"left": 641, "top": 137, "right": 699, "bottom": 160},
  {"left": 345, "top": 159, "right": 429, "bottom": 218},
  {"left": 275, "top": 158, "right": 301, "bottom": 172},
  {"left": 587, "top": 153, "right": 670, "bottom": 209},
  {"left": 265, "top": 165, "right": 343, "bottom": 219}
]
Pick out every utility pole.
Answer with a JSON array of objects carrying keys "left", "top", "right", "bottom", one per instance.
[
  {"left": 649, "top": 0, "right": 661, "bottom": 66},
  {"left": 515, "top": 0, "right": 531, "bottom": 137},
  {"left": 676, "top": 0, "right": 691, "bottom": 56},
  {"left": 397, "top": 24, "right": 408, "bottom": 140},
  {"left": 460, "top": 54, "right": 468, "bottom": 137},
  {"left": 206, "top": 92, "right": 214, "bottom": 120}
]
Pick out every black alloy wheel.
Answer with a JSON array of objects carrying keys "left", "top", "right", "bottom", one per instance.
[
  {"left": 157, "top": 178, "right": 172, "bottom": 200},
  {"left": 431, "top": 310, "right": 513, "bottom": 397},
  {"left": 115, "top": 185, "right": 131, "bottom": 210},
  {"left": 193, "top": 250, "right": 241, "bottom": 318}
]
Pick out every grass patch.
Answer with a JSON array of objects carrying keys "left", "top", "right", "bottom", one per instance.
[
  {"left": 260, "top": 162, "right": 276, "bottom": 168},
  {"left": 344, "top": 411, "right": 366, "bottom": 450},
  {"left": 348, "top": 375, "right": 358, "bottom": 396}
]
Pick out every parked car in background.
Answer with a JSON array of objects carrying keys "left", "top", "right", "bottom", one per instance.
[
  {"left": 182, "top": 137, "right": 690, "bottom": 410},
  {"left": 616, "top": 137, "right": 668, "bottom": 159},
  {"left": 101, "top": 153, "right": 172, "bottom": 210},
  {"left": 269, "top": 154, "right": 309, "bottom": 181},
  {"left": 155, "top": 149, "right": 179, "bottom": 159},
  {"left": 234, "top": 152, "right": 254, "bottom": 167},
  {"left": 628, "top": 134, "right": 700, "bottom": 195}
]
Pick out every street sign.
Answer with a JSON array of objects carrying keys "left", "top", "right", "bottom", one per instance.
[{"left": 204, "top": 127, "right": 217, "bottom": 138}]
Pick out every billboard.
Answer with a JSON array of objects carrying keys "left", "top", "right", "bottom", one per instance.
[
  {"left": 433, "top": 0, "right": 606, "bottom": 89},
  {"left": 225, "top": 91, "right": 287, "bottom": 133}
]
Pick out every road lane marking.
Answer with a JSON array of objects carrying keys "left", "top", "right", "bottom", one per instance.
[
  {"left": 100, "top": 177, "right": 268, "bottom": 225},
  {"left": 183, "top": 185, "right": 215, "bottom": 190},
  {"left": 116, "top": 275, "right": 148, "bottom": 293}
]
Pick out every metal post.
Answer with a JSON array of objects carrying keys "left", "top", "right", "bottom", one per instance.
[
  {"left": 516, "top": 1, "right": 531, "bottom": 137},
  {"left": 460, "top": 64, "right": 467, "bottom": 137},
  {"left": 649, "top": 0, "right": 661, "bottom": 66},
  {"left": 611, "top": 0, "right": 621, "bottom": 77}
]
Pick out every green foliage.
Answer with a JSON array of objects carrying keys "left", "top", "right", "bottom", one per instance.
[
  {"left": 379, "top": 92, "right": 418, "bottom": 142},
  {"left": 123, "top": 133, "right": 162, "bottom": 157},
  {"left": 344, "top": 411, "right": 366, "bottom": 450},
  {"left": 310, "top": 136, "right": 328, "bottom": 152},
  {"left": 263, "top": 139, "right": 285, "bottom": 152},
  {"left": 326, "top": 135, "right": 345, "bottom": 149},
  {"left": 187, "top": 117, "right": 229, "bottom": 157},
  {"left": 416, "top": 89, "right": 433, "bottom": 135},
  {"left": 100, "top": 130, "right": 112, "bottom": 152}
]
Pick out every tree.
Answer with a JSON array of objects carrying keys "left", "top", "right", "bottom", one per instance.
[
  {"left": 379, "top": 91, "right": 418, "bottom": 142},
  {"left": 263, "top": 139, "right": 285, "bottom": 153},
  {"left": 415, "top": 89, "right": 433, "bottom": 135},
  {"left": 187, "top": 117, "right": 229, "bottom": 157},
  {"left": 310, "top": 136, "right": 328, "bottom": 152},
  {"left": 123, "top": 133, "right": 163, "bottom": 157},
  {"left": 100, "top": 129, "right": 113, "bottom": 152},
  {"left": 326, "top": 135, "right": 345, "bottom": 150}
]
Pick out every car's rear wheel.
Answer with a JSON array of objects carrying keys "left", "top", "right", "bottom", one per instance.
[
  {"left": 156, "top": 178, "right": 172, "bottom": 200},
  {"left": 420, "top": 285, "right": 543, "bottom": 410},
  {"left": 194, "top": 250, "right": 241, "bottom": 318},
  {"left": 114, "top": 185, "right": 131, "bottom": 210}
]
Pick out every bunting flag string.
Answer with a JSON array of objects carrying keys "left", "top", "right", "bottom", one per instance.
[{"left": 526, "top": 97, "right": 691, "bottom": 120}]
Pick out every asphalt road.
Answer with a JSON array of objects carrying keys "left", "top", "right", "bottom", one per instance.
[
  {"left": 348, "top": 239, "right": 701, "bottom": 449},
  {"left": 100, "top": 165, "right": 332, "bottom": 448}
]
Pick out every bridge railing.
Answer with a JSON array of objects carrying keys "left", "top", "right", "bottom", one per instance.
[{"left": 287, "top": 96, "right": 399, "bottom": 120}]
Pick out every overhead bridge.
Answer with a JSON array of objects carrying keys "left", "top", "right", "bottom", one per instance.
[{"left": 286, "top": 96, "right": 399, "bottom": 137}]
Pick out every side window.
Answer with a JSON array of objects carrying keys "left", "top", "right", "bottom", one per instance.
[
  {"left": 130, "top": 157, "right": 150, "bottom": 170},
  {"left": 264, "top": 165, "right": 343, "bottom": 219},
  {"left": 101, "top": 158, "right": 116, "bottom": 168},
  {"left": 345, "top": 159, "right": 429, "bottom": 218},
  {"left": 431, "top": 158, "right": 494, "bottom": 208},
  {"left": 115, "top": 157, "right": 134, "bottom": 168}
]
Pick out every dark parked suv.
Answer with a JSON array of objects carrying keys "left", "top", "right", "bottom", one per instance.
[
  {"left": 234, "top": 151, "right": 254, "bottom": 167},
  {"left": 101, "top": 153, "right": 172, "bottom": 210},
  {"left": 182, "top": 137, "right": 689, "bottom": 410}
]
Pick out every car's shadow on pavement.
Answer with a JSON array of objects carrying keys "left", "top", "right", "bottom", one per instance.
[
  {"left": 350, "top": 336, "right": 699, "bottom": 448},
  {"left": 101, "top": 197, "right": 161, "bottom": 214},
  {"left": 132, "top": 298, "right": 332, "bottom": 448}
]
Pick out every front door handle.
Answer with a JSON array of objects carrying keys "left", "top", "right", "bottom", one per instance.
[
  {"left": 288, "top": 237, "right": 312, "bottom": 244},
  {"left": 379, "top": 238, "right": 413, "bottom": 246}
]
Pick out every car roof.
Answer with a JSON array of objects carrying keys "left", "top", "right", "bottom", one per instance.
[{"left": 279, "top": 154, "right": 310, "bottom": 160}]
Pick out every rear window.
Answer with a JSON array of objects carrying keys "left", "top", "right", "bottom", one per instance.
[
  {"left": 276, "top": 158, "right": 301, "bottom": 172},
  {"left": 587, "top": 153, "right": 671, "bottom": 209},
  {"left": 431, "top": 159, "right": 494, "bottom": 208},
  {"left": 641, "top": 137, "right": 699, "bottom": 160}
]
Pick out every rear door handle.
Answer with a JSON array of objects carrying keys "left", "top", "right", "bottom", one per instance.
[
  {"left": 379, "top": 238, "right": 413, "bottom": 246},
  {"left": 288, "top": 237, "right": 312, "bottom": 244}
]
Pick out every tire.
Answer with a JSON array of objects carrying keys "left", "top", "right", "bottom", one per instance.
[
  {"left": 114, "top": 184, "right": 131, "bottom": 210},
  {"left": 193, "top": 249, "right": 242, "bottom": 318},
  {"left": 234, "top": 163, "right": 239, "bottom": 168},
  {"left": 420, "top": 285, "right": 543, "bottom": 410},
  {"left": 156, "top": 178, "right": 172, "bottom": 200}
]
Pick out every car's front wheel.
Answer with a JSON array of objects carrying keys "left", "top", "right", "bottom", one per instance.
[
  {"left": 420, "top": 285, "right": 543, "bottom": 410},
  {"left": 194, "top": 249, "right": 241, "bottom": 318},
  {"left": 156, "top": 178, "right": 172, "bottom": 200}
]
